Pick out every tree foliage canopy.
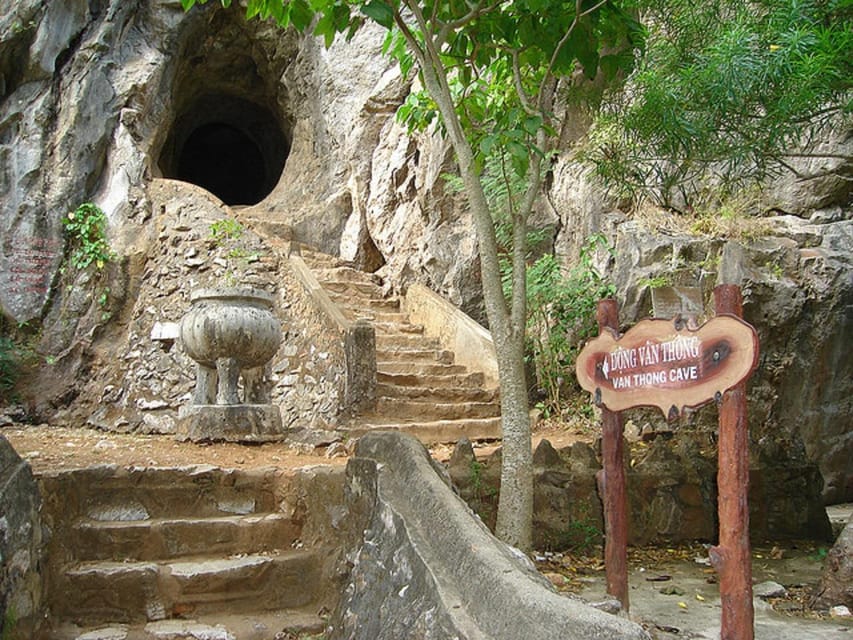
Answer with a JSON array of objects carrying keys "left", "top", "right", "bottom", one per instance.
[{"left": 587, "top": 0, "right": 853, "bottom": 209}]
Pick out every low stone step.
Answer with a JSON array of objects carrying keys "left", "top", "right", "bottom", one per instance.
[
  {"left": 376, "top": 382, "right": 497, "bottom": 403},
  {"left": 320, "top": 279, "right": 383, "bottom": 297},
  {"left": 45, "top": 608, "right": 326, "bottom": 640},
  {"left": 328, "top": 292, "right": 400, "bottom": 312},
  {"left": 72, "top": 513, "right": 300, "bottom": 562},
  {"left": 349, "top": 417, "right": 503, "bottom": 444},
  {"left": 56, "top": 551, "right": 320, "bottom": 625},
  {"left": 312, "top": 264, "right": 380, "bottom": 284},
  {"left": 370, "top": 398, "right": 500, "bottom": 421},
  {"left": 341, "top": 310, "right": 411, "bottom": 325},
  {"left": 377, "top": 370, "right": 486, "bottom": 388},
  {"left": 41, "top": 466, "right": 282, "bottom": 521},
  {"left": 375, "top": 333, "right": 440, "bottom": 350},
  {"left": 375, "top": 348, "right": 454, "bottom": 364},
  {"left": 372, "top": 321, "right": 424, "bottom": 335},
  {"left": 376, "top": 361, "right": 470, "bottom": 376}
]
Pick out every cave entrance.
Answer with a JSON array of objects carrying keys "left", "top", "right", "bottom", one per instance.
[{"left": 158, "top": 94, "right": 289, "bottom": 207}]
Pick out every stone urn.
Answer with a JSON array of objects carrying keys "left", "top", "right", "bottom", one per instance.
[
  {"left": 181, "top": 287, "right": 281, "bottom": 404},
  {"left": 178, "top": 287, "right": 284, "bottom": 442}
]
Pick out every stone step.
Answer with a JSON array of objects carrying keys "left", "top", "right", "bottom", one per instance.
[
  {"left": 376, "top": 382, "right": 497, "bottom": 403},
  {"left": 341, "top": 310, "right": 411, "bottom": 325},
  {"left": 375, "top": 348, "right": 455, "bottom": 364},
  {"left": 297, "top": 249, "right": 347, "bottom": 269},
  {"left": 377, "top": 370, "right": 486, "bottom": 388},
  {"left": 375, "top": 333, "right": 440, "bottom": 350},
  {"left": 44, "top": 609, "right": 326, "bottom": 640},
  {"left": 349, "top": 417, "right": 503, "bottom": 444},
  {"left": 373, "top": 321, "right": 424, "bottom": 336},
  {"left": 41, "top": 466, "right": 283, "bottom": 521},
  {"left": 376, "top": 361, "right": 470, "bottom": 376},
  {"left": 328, "top": 292, "right": 400, "bottom": 312},
  {"left": 311, "top": 264, "right": 380, "bottom": 284},
  {"left": 56, "top": 551, "right": 320, "bottom": 625},
  {"left": 369, "top": 398, "right": 500, "bottom": 421},
  {"left": 72, "top": 513, "right": 300, "bottom": 562},
  {"left": 320, "top": 279, "right": 383, "bottom": 297}
]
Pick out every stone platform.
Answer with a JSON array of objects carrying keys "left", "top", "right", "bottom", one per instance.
[{"left": 176, "top": 404, "right": 285, "bottom": 443}]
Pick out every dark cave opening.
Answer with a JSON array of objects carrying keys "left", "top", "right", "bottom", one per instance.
[
  {"left": 158, "top": 94, "right": 290, "bottom": 207},
  {"left": 176, "top": 123, "right": 266, "bottom": 205}
]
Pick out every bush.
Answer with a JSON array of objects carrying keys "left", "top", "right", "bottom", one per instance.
[
  {"left": 62, "top": 203, "right": 113, "bottom": 270},
  {"left": 521, "top": 234, "right": 615, "bottom": 417}
]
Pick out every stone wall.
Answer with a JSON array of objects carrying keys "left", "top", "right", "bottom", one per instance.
[
  {"left": 449, "top": 434, "right": 833, "bottom": 549},
  {"left": 0, "top": 435, "right": 43, "bottom": 638},
  {"left": 330, "top": 431, "right": 650, "bottom": 640}
]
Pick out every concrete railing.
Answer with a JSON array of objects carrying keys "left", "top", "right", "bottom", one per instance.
[
  {"left": 330, "top": 431, "right": 651, "bottom": 640},
  {"left": 288, "top": 253, "right": 376, "bottom": 413},
  {"left": 403, "top": 283, "right": 499, "bottom": 388}
]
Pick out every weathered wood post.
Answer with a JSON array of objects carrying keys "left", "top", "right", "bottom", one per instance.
[
  {"left": 595, "top": 299, "right": 630, "bottom": 612},
  {"left": 710, "top": 284, "right": 755, "bottom": 640}
]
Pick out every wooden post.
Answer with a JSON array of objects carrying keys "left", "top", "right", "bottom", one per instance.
[
  {"left": 710, "top": 284, "right": 754, "bottom": 640},
  {"left": 596, "top": 299, "right": 629, "bottom": 612}
]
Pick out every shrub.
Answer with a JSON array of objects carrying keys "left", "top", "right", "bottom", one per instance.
[
  {"left": 62, "top": 203, "right": 113, "bottom": 270},
  {"left": 519, "top": 234, "right": 615, "bottom": 417}
]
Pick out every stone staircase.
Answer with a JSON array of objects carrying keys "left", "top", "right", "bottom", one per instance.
[
  {"left": 298, "top": 247, "right": 502, "bottom": 443},
  {"left": 38, "top": 465, "right": 336, "bottom": 640}
]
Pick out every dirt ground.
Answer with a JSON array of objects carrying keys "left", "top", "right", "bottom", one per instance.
[{"left": 1, "top": 419, "right": 589, "bottom": 474}]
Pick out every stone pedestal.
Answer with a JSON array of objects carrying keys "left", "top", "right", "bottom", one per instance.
[{"left": 176, "top": 404, "right": 284, "bottom": 443}]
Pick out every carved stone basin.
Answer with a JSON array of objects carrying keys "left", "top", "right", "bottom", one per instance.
[
  {"left": 180, "top": 287, "right": 281, "bottom": 405},
  {"left": 178, "top": 287, "right": 284, "bottom": 443}
]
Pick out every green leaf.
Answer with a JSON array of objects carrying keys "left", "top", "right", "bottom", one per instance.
[
  {"left": 362, "top": 1, "right": 395, "bottom": 28},
  {"left": 479, "top": 134, "right": 497, "bottom": 155},
  {"left": 288, "top": 0, "right": 314, "bottom": 30}
]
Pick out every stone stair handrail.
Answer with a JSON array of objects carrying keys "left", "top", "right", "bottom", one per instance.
[
  {"left": 288, "top": 252, "right": 376, "bottom": 413},
  {"left": 404, "top": 283, "right": 499, "bottom": 388}
]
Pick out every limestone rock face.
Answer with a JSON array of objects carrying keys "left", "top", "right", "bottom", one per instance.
[
  {"left": 1, "top": 0, "right": 486, "bottom": 346},
  {"left": 1, "top": 0, "right": 850, "bottom": 504}
]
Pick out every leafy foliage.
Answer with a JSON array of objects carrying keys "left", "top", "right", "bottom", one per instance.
[
  {"left": 62, "top": 203, "right": 113, "bottom": 271},
  {"left": 209, "top": 217, "right": 244, "bottom": 246},
  {"left": 514, "top": 235, "right": 615, "bottom": 417},
  {"left": 586, "top": 0, "right": 853, "bottom": 208}
]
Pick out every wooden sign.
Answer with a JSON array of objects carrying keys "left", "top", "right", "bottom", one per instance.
[{"left": 575, "top": 314, "right": 759, "bottom": 417}]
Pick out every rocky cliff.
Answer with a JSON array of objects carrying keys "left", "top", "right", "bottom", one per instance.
[{"left": 1, "top": 1, "right": 850, "bottom": 501}]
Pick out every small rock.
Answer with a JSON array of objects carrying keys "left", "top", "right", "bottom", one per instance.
[
  {"left": 588, "top": 598, "right": 622, "bottom": 614},
  {"left": 150, "top": 322, "right": 180, "bottom": 341},
  {"left": 830, "top": 605, "right": 852, "bottom": 618},
  {"left": 325, "top": 442, "right": 348, "bottom": 458},
  {"left": 753, "top": 580, "right": 787, "bottom": 598},
  {"left": 95, "top": 440, "right": 117, "bottom": 451},
  {"left": 137, "top": 398, "right": 170, "bottom": 411},
  {"left": 77, "top": 626, "right": 129, "bottom": 640}
]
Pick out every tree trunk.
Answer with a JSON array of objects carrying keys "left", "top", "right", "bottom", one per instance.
[
  {"left": 404, "top": 13, "right": 534, "bottom": 550},
  {"left": 492, "top": 326, "right": 533, "bottom": 549}
]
